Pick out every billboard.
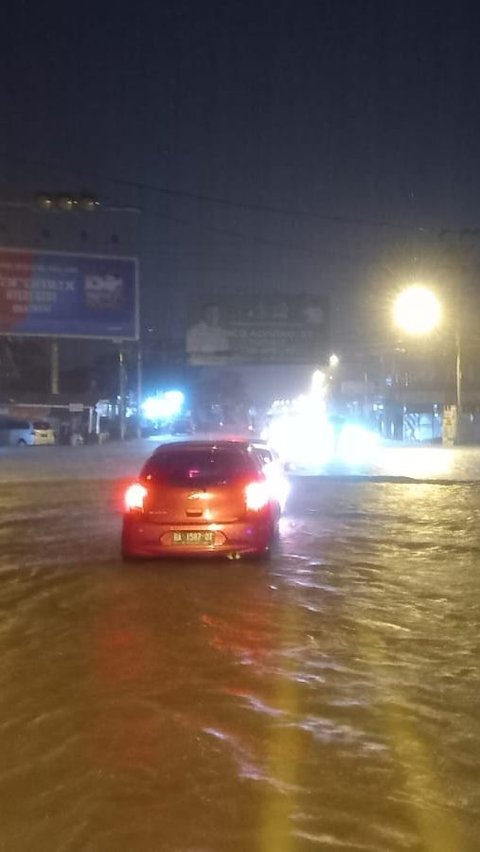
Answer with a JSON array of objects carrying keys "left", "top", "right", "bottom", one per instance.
[
  {"left": 186, "top": 293, "right": 327, "bottom": 365},
  {"left": 0, "top": 248, "right": 138, "bottom": 339}
]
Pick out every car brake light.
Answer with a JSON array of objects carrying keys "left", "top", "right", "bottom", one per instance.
[
  {"left": 245, "top": 480, "right": 270, "bottom": 512},
  {"left": 125, "top": 483, "right": 148, "bottom": 511}
]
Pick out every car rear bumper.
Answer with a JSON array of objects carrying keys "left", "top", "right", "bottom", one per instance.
[{"left": 122, "top": 515, "right": 276, "bottom": 558}]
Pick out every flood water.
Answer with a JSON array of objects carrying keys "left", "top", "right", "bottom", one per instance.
[{"left": 0, "top": 444, "right": 479, "bottom": 850}]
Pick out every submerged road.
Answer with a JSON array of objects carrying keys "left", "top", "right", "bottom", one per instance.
[{"left": 0, "top": 441, "right": 479, "bottom": 851}]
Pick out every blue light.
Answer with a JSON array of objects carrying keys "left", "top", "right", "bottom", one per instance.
[{"left": 142, "top": 390, "right": 185, "bottom": 422}]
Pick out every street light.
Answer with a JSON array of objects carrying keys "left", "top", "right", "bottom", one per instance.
[
  {"left": 393, "top": 284, "right": 462, "bottom": 439},
  {"left": 393, "top": 285, "right": 441, "bottom": 336},
  {"left": 329, "top": 353, "right": 340, "bottom": 368}
]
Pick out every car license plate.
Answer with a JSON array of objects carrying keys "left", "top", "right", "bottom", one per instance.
[{"left": 172, "top": 530, "right": 215, "bottom": 545}]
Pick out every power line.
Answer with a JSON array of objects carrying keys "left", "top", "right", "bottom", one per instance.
[
  {"left": 147, "top": 206, "right": 363, "bottom": 259},
  {"left": 1, "top": 152, "right": 429, "bottom": 233},
  {"left": 0, "top": 166, "right": 365, "bottom": 260},
  {"left": 6, "top": 152, "right": 480, "bottom": 258}
]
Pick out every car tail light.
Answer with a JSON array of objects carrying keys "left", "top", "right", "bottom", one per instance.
[
  {"left": 245, "top": 480, "right": 270, "bottom": 512},
  {"left": 125, "top": 483, "right": 148, "bottom": 512}
]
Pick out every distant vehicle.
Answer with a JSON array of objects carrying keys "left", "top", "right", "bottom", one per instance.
[
  {"left": 0, "top": 418, "right": 55, "bottom": 447},
  {"left": 121, "top": 440, "right": 282, "bottom": 561},
  {"left": 0, "top": 418, "right": 34, "bottom": 446},
  {"left": 250, "top": 441, "right": 280, "bottom": 467},
  {"left": 250, "top": 441, "right": 290, "bottom": 512},
  {"left": 32, "top": 421, "right": 55, "bottom": 446}
]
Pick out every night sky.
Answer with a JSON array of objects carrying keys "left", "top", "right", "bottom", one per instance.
[{"left": 2, "top": 0, "right": 480, "bottom": 351}]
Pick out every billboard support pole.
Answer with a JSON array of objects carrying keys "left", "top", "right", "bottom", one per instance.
[
  {"left": 51, "top": 340, "right": 59, "bottom": 395},
  {"left": 118, "top": 346, "right": 126, "bottom": 440},
  {"left": 136, "top": 341, "right": 142, "bottom": 439}
]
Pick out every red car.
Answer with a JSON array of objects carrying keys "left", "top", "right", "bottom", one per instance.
[{"left": 121, "top": 440, "right": 282, "bottom": 561}]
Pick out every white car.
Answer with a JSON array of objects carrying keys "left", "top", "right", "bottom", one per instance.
[
  {"left": 0, "top": 418, "right": 55, "bottom": 446},
  {"left": 0, "top": 418, "right": 33, "bottom": 446},
  {"left": 251, "top": 442, "right": 290, "bottom": 512}
]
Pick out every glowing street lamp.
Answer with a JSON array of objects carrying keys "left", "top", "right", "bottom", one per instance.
[
  {"left": 329, "top": 353, "right": 340, "bottom": 368},
  {"left": 393, "top": 284, "right": 463, "bottom": 437},
  {"left": 393, "top": 285, "right": 441, "bottom": 336}
]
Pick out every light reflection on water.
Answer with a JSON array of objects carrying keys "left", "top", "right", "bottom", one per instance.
[{"left": 377, "top": 445, "right": 455, "bottom": 479}]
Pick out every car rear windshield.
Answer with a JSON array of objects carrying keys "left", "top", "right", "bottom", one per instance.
[
  {"left": 33, "top": 421, "right": 51, "bottom": 430},
  {"left": 143, "top": 447, "right": 257, "bottom": 486}
]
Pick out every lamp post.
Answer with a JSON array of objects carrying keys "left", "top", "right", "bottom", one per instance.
[{"left": 393, "top": 284, "right": 462, "bottom": 442}]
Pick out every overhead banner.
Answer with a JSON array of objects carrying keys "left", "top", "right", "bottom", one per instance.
[
  {"left": 186, "top": 293, "right": 328, "bottom": 365},
  {"left": 0, "top": 248, "right": 138, "bottom": 339}
]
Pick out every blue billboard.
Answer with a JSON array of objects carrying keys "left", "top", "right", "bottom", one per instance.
[{"left": 0, "top": 249, "right": 138, "bottom": 339}]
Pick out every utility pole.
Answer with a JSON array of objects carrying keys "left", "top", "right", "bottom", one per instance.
[
  {"left": 453, "top": 277, "right": 464, "bottom": 444},
  {"left": 455, "top": 330, "right": 462, "bottom": 416},
  {"left": 50, "top": 339, "right": 59, "bottom": 395},
  {"left": 136, "top": 341, "right": 143, "bottom": 438},
  {"left": 118, "top": 347, "right": 126, "bottom": 440}
]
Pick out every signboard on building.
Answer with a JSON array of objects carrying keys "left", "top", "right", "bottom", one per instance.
[
  {"left": 186, "top": 293, "right": 328, "bottom": 365},
  {"left": 0, "top": 248, "right": 138, "bottom": 339}
]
